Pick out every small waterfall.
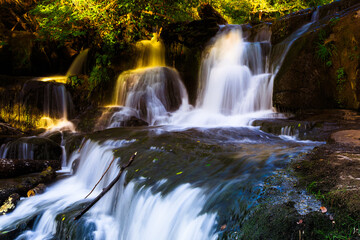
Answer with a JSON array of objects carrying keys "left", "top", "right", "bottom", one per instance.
[
  {"left": 0, "top": 136, "right": 61, "bottom": 160},
  {"left": 167, "top": 26, "right": 274, "bottom": 127},
  {"left": 0, "top": 139, "right": 217, "bottom": 239},
  {"left": 270, "top": 7, "right": 320, "bottom": 74},
  {"left": 24, "top": 49, "right": 89, "bottom": 132},
  {"left": 109, "top": 34, "right": 189, "bottom": 126},
  {"left": 66, "top": 49, "right": 89, "bottom": 77},
  {"left": 20, "top": 80, "right": 75, "bottom": 132},
  {"left": 136, "top": 33, "right": 165, "bottom": 68},
  {"left": 0, "top": 139, "right": 33, "bottom": 160}
]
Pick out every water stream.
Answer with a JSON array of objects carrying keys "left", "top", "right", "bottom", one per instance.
[{"left": 0, "top": 11, "right": 324, "bottom": 240}]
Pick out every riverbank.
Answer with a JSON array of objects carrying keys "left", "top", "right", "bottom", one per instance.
[{"left": 244, "top": 109, "right": 360, "bottom": 239}]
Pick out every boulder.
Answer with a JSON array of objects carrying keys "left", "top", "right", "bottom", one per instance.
[
  {"left": 1, "top": 136, "right": 62, "bottom": 161},
  {"left": 198, "top": 3, "right": 227, "bottom": 25}
]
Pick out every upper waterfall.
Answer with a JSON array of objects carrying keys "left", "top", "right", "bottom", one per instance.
[{"left": 197, "top": 26, "right": 272, "bottom": 115}]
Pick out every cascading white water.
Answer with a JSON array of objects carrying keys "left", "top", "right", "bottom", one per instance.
[
  {"left": 30, "top": 49, "right": 90, "bottom": 132},
  {"left": 0, "top": 139, "right": 217, "bottom": 240},
  {"left": 0, "top": 139, "right": 34, "bottom": 159},
  {"left": 168, "top": 8, "right": 321, "bottom": 128},
  {"left": 112, "top": 67, "right": 189, "bottom": 126},
  {"left": 167, "top": 26, "right": 274, "bottom": 127},
  {"left": 197, "top": 27, "right": 272, "bottom": 114},
  {"left": 108, "top": 34, "right": 189, "bottom": 126}
]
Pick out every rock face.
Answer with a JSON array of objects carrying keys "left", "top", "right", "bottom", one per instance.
[
  {"left": 162, "top": 19, "right": 219, "bottom": 104},
  {"left": 272, "top": 1, "right": 360, "bottom": 111}
]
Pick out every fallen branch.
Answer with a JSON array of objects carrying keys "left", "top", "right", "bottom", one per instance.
[
  {"left": 84, "top": 156, "right": 116, "bottom": 199},
  {"left": 74, "top": 152, "right": 137, "bottom": 221}
]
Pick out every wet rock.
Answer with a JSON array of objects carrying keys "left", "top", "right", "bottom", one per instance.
[
  {"left": 1, "top": 136, "right": 62, "bottom": 161},
  {"left": 253, "top": 110, "right": 360, "bottom": 141},
  {"left": 0, "top": 158, "right": 60, "bottom": 179},
  {"left": 64, "top": 134, "right": 84, "bottom": 157},
  {"left": 271, "top": 8, "right": 313, "bottom": 45},
  {"left": 198, "top": 3, "right": 227, "bottom": 25},
  {"left": 330, "top": 130, "right": 360, "bottom": 146},
  {"left": 252, "top": 119, "right": 316, "bottom": 140},
  {"left": 294, "top": 141, "right": 360, "bottom": 221},
  {"left": 96, "top": 106, "right": 149, "bottom": 130},
  {"left": 271, "top": 0, "right": 360, "bottom": 45},
  {"left": 0, "top": 166, "right": 56, "bottom": 205}
]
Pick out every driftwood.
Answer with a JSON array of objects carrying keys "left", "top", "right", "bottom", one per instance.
[
  {"left": 27, "top": 183, "right": 46, "bottom": 197},
  {"left": 0, "top": 158, "right": 61, "bottom": 178},
  {"left": 84, "top": 156, "right": 116, "bottom": 199},
  {"left": 74, "top": 152, "right": 137, "bottom": 221}
]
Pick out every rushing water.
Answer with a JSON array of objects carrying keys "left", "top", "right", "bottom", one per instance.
[
  {"left": 0, "top": 128, "right": 322, "bottom": 239},
  {"left": 0, "top": 11, "right": 324, "bottom": 240}
]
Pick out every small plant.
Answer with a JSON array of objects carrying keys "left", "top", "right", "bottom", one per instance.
[
  {"left": 329, "top": 17, "right": 340, "bottom": 27},
  {"left": 336, "top": 67, "right": 346, "bottom": 85},
  {"left": 316, "top": 29, "right": 337, "bottom": 67}
]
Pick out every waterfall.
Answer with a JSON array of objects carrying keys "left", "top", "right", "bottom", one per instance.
[
  {"left": 20, "top": 80, "right": 75, "bottom": 132},
  {"left": 0, "top": 139, "right": 217, "bottom": 240},
  {"left": 167, "top": 25, "right": 274, "bottom": 127},
  {"left": 197, "top": 27, "right": 272, "bottom": 114},
  {"left": 167, "top": 8, "right": 321, "bottom": 127},
  {"left": 66, "top": 49, "right": 89, "bottom": 77},
  {"left": 25, "top": 49, "right": 90, "bottom": 132},
  {"left": 109, "top": 34, "right": 189, "bottom": 126}
]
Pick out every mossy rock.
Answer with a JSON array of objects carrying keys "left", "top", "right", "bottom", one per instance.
[{"left": 2, "top": 136, "right": 62, "bottom": 160}]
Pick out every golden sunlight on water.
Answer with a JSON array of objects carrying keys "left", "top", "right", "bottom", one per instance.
[
  {"left": 112, "top": 33, "right": 166, "bottom": 105},
  {"left": 136, "top": 33, "right": 165, "bottom": 68},
  {"left": 37, "top": 76, "right": 68, "bottom": 83},
  {"left": 37, "top": 116, "right": 75, "bottom": 132}
]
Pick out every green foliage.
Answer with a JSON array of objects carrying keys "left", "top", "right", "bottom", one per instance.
[
  {"left": 306, "top": 181, "right": 326, "bottom": 200},
  {"left": 336, "top": 67, "right": 346, "bottom": 85},
  {"left": 88, "top": 53, "right": 111, "bottom": 93},
  {"left": 31, "top": 0, "right": 200, "bottom": 46},
  {"left": 316, "top": 29, "right": 336, "bottom": 67},
  {"left": 67, "top": 75, "right": 83, "bottom": 88},
  {"left": 30, "top": 0, "right": 87, "bottom": 43},
  {"left": 329, "top": 16, "right": 340, "bottom": 26},
  {"left": 208, "top": 0, "right": 333, "bottom": 24},
  {"left": 31, "top": 0, "right": 335, "bottom": 45},
  {"left": 0, "top": 41, "right": 8, "bottom": 46}
]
